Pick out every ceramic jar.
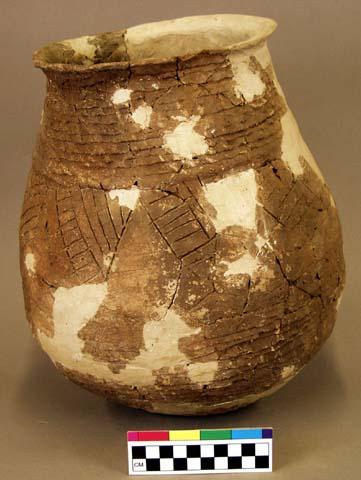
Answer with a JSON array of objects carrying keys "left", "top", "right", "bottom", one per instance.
[{"left": 20, "top": 15, "right": 345, "bottom": 415}]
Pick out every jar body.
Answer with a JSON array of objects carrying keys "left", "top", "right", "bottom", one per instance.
[{"left": 20, "top": 38, "right": 345, "bottom": 414}]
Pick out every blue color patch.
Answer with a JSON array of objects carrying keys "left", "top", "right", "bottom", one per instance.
[{"left": 231, "top": 429, "right": 263, "bottom": 439}]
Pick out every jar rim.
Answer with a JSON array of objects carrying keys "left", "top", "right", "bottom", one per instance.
[{"left": 33, "top": 14, "right": 277, "bottom": 73}]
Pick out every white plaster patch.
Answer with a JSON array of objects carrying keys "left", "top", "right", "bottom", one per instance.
[
  {"left": 280, "top": 111, "right": 305, "bottom": 176},
  {"left": 203, "top": 169, "right": 258, "bottom": 232},
  {"left": 117, "top": 309, "right": 218, "bottom": 386},
  {"left": 242, "top": 32, "right": 327, "bottom": 205},
  {"left": 269, "top": 64, "right": 285, "bottom": 98},
  {"left": 39, "top": 291, "right": 217, "bottom": 387},
  {"left": 187, "top": 362, "right": 218, "bottom": 383},
  {"left": 252, "top": 42, "right": 272, "bottom": 70},
  {"left": 131, "top": 104, "right": 153, "bottom": 129},
  {"left": 109, "top": 187, "right": 140, "bottom": 210},
  {"left": 103, "top": 253, "right": 114, "bottom": 268},
  {"left": 336, "top": 293, "right": 343, "bottom": 310},
  {"left": 281, "top": 365, "right": 296, "bottom": 379},
  {"left": 163, "top": 115, "right": 208, "bottom": 162},
  {"left": 222, "top": 252, "right": 260, "bottom": 277},
  {"left": 155, "top": 279, "right": 178, "bottom": 310},
  {"left": 255, "top": 234, "right": 269, "bottom": 251},
  {"left": 25, "top": 253, "right": 36, "bottom": 275},
  {"left": 111, "top": 88, "right": 133, "bottom": 105},
  {"left": 38, "top": 283, "right": 108, "bottom": 364},
  {"left": 119, "top": 310, "right": 197, "bottom": 385},
  {"left": 63, "top": 36, "right": 96, "bottom": 63},
  {"left": 228, "top": 52, "right": 266, "bottom": 102},
  {"left": 110, "top": 256, "right": 119, "bottom": 273},
  {"left": 280, "top": 103, "right": 324, "bottom": 181}
]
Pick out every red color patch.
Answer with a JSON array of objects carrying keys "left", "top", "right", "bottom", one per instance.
[{"left": 138, "top": 431, "right": 169, "bottom": 441}]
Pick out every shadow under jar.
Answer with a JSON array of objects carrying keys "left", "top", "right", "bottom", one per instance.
[{"left": 20, "top": 14, "right": 345, "bottom": 415}]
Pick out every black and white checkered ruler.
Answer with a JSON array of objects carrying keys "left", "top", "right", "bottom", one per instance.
[{"left": 127, "top": 428, "right": 272, "bottom": 475}]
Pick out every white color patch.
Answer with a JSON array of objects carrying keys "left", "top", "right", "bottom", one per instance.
[
  {"left": 38, "top": 283, "right": 108, "bottom": 364},
  {"left": 163, "top": 115, "right": 208, "bottom": 162},
  {"left": 228, "top": 51, "right": 265, "bottom": 102},
  {"left": 109, "top": 187, "right": 140, "bottom": 210},
  {"left": 203, "top": 169, "right": 258, "bottom": 232},
  {"left": 228, "top": 444, "right": 243, "bottom": 456},
  {"left": 146, "top": 446, "right": 160, "bottom": 459},
  {"left": 131, "top": 104, "right": 153, "bottom": 129},
  {"left": 111, "top": 88, "right": 133, "bottom": 105},
  {"left": 25, "top": 253, "right": 36, "bottom": 275},
  {"left": 222, "top": 251, "right": 260, "bottom": 277}
]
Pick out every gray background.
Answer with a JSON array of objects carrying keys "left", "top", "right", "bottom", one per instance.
[{"left": 1, "top": 1, "right": 360, "bottom": 479}]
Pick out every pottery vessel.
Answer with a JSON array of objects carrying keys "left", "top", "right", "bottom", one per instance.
[{"left": 20, "top": 15, "right": 345, "bottom": 415}]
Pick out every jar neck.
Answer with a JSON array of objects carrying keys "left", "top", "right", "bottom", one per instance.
[{"left": 34, "top": 44, "right": 285, "bottom": 190}]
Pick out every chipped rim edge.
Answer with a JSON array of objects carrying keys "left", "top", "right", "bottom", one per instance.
[{"left": 33, "top": 14, "right": 277, "bottom": 73}]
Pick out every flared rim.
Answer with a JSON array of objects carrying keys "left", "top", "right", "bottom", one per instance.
[{"left": 33, "top": 14, "right": 277, "bottom": 73}]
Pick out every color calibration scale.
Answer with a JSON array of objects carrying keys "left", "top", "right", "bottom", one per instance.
[{"left": 127, "top": 428, "right": 273, "bottom": 475}]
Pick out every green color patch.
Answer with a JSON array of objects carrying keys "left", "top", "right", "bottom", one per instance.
[{"left": 200, "top": 429, "right": 232, "bottom": 440}]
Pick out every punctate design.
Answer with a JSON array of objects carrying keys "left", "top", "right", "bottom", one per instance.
[{"left": 20, "top": 15, "right": 345, "bottom": 415}]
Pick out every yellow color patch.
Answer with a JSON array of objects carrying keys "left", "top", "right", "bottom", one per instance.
[{"left": 169, "top": 430, "right": 200, "bottom": 441}]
